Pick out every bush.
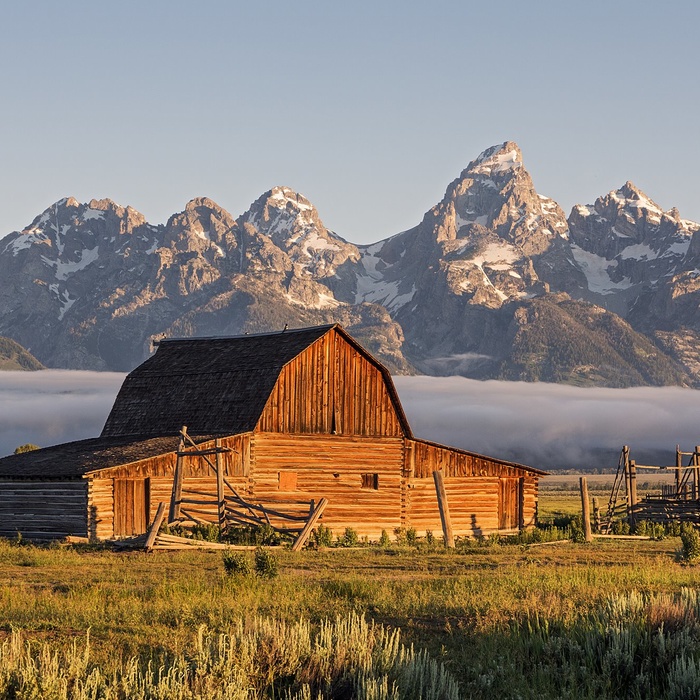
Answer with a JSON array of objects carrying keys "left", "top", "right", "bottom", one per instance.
[
  {"left": 393, "top": 528, "right": 407, "bottom": 546},
  {"left": 406, "top": 527, "right": 417, "bottom": 546},
  {"left": 14, "top": 443, "right": 40, "bottom": 454},
  {"left": 378, "top": 530, "right": 391, "bottom": 548},
  {"left": 680, "top": 525, "right": 700, "bottom": 563},
  {"left": 222, "top": 550, "right": 251, "bottom": 577},
  {"left": 425, "top": 530, "right": 435, "bottom": 546},
  {"left": 311, "top": 524, "right": 333, "bottom": 549},
  {"left": 339, "top": 528, "right": 359, "bottom": 548},
  {"left": 254, "top": 547, "right": 279, "bottom": 579}
]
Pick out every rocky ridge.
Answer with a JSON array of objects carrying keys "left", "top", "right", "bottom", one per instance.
[{"left": 0, "top": 142, "right": 697, "bottom": 387}]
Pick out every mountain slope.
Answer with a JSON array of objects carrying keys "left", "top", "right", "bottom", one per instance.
[
  {"left": 0, "top": 337, "right": 44, "bottom": 371},
  {"left": 0, "top": 142, "right": 697, "bottom": 387}
]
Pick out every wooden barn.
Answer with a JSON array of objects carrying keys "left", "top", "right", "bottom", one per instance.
[{"left": 0, "top": 324, "right": 545, "bottom": 542}]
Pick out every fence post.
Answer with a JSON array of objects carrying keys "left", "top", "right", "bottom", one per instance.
[
  {"left": 433, "top": 470, "right": 455, "bottom": 548},
  {"left": 580, "top": 477, "right": 593, "bottom": 543}
]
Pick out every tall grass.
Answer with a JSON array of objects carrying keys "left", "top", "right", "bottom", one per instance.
[{"left": 0, "top": 613, "right": 459, "bottom": 700}]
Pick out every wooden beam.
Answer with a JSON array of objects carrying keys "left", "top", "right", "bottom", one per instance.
[
  {"left": 144, "top": 502, "right": 167, "bottom": 552},
  {"left": 168, "top": 427, "right": 186, "bottom": 523},
  {"left": 433, "top": 470, "right": 454, "bottom": 548},
  {"left": 291, "top": 498, "right": 328, "bottom": 552},
  {"left": 216, "top": 438, "right": 226, "bottom": 531},
  {"left": 580, "top": 477, "right": 593, "bottom": 543}
]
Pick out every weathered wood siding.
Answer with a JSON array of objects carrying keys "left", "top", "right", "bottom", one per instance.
[
  {"left": 0, "top": 480, "right": 87, "bottom": 540},
  {"left": 257, "top": 330, "right": 404, "bottom": 437},
  {"left": 405, "top": 440, "right": 539, "bottom": 536},
  {"left": 86, "top": 434, "right": 252, "bottom": 539},
  {"left": 252, "top": 433, "right": 405, "bottom": 538}
]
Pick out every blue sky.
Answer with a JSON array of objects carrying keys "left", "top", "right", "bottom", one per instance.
[{"left": 1, "top": 1, "right": 698, "bottom": 244}]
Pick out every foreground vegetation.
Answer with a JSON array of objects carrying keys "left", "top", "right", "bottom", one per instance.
[
  {"left": 3, "top": 530, "right": 700, "bottom": 698},
  {"left": 3, "top": 486, "right": 700, "bottom": 698}
]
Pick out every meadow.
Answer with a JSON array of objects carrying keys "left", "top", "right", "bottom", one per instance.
[{"left": 2, "top": 487, "right": 700, "bottom": 698}]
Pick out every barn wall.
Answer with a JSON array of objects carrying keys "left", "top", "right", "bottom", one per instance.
[
  {"left": 0, "top": 480, "right": 87, "bottom": 540},
  {"left": 257, "top": 329, "right": 404, "bottom": 437},
  {"left": 251, "top": 433, "right": 406, "bottom": 538},
  {"left": 86, "top": 434, "right": 252, "bottom": 539},
  {"left": 405, "top": 440, "right": 540, "bottom": 536}
]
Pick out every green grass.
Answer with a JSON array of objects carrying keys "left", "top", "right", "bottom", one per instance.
[{"left": 2, "top": 491, "right": 700, "bottom": 698}]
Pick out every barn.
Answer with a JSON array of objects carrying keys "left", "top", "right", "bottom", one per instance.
[{"left": 0, "top": 324, "right": 545, "bottom": 542}]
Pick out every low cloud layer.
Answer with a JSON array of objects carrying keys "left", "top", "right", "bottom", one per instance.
[
  {"left": 0, "top": 371, "right": 125, "bottom": 457},
  {"left": 394, "top": 376, "right": 700, "bottom": 470},
  {"left": 0, "top": 371, "right": 697, "bottom": 470}
]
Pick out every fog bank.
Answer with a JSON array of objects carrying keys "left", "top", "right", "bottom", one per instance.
[
  {"left": 0, "top": 371, "right": 697, "bottom": 470},
  {"left": 0, "top": 371, "right": 125, "bottom": 457},
  {"left": 394, "top": 376, "right": 700, "bottom": 470}
]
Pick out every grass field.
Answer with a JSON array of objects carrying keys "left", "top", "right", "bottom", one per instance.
[{"left": 3, "top": 489, "right": 700, "bottom": 698}]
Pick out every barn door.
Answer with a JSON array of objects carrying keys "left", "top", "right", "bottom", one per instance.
[
  {"left": 498, "top": 478, "right": 522, "bottom": 531},
  {"left": 113, "top": 479, "right": 150, "bottom": 537}
]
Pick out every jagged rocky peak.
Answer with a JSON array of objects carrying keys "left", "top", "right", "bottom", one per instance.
[
  {"left": 163, "top": 197, "right": 236, "bottom": 257},
  {"left": 239, "top": 186, "right": 360, "bottom": 280},
  {"left": 1, "top": 196, "right": 152, "bottom": 261},
  {"left": 421, "top": 141, "right": 570, "bottom": 257},
  {"left": 241, "top": 186, "right": 321, "bottom": 245},
  {"left": 569, "top": 181, "right": 698, "bottom": 261}
]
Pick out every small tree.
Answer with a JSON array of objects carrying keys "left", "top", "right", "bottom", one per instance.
[{"left": 14, "top": 443, "right": 40, "bottom": 454}]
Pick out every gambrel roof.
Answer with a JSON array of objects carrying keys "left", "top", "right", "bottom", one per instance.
[{"left": 101, "top": 324, "right": 411, "bottom": 439}]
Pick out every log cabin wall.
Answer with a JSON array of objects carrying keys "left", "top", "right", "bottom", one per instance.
[
  {"left": 0, "top": 480, "right": 87, "bottom": 540},
  {"left": 252, "top": 433, "right": 405, "bottom": 538},
  {"left": 85, "top": 434, "right": 251, "bottom": 540},
  {"left": 405, "top": 439, "right": 539, "bottom": 536},
  {"left": 256, "top": 330, "right": 404, "bottom": 437}
]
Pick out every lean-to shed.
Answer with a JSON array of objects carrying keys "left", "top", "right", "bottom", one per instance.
[{"left": 0, "top": 324, "right": 546, "bottom": 541}]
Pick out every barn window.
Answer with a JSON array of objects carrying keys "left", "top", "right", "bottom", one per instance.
[
  {"left": 361, "top": 473, "right": 379, "bottom": 490},
  {"left": 278, "top": 471, "right": 298, "bottom": 491}
]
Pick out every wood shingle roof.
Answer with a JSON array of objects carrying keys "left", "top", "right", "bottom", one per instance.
[{"left": 101, "top": 325, "right": 337, "bottom": 438}]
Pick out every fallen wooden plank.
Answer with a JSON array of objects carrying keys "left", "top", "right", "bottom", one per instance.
[
  {"left": 593, "top": 534, "right": 651, "bottom": 540},
  {"left": 292, "top": 497, "right": 328, "bottom": 552},
  {"left": 144, "top": 502, "right": 167, "bottom": 552}
]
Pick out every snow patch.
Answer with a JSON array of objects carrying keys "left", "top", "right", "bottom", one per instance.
[
  {"left": 571, "top": 245, "right": 634, "bottom": 294},
  {"left": 472, "top": 148, "right": 522, "bottom": 176},
  {"left": 82, "top": 209, "right": 105, "bottom": 221}
]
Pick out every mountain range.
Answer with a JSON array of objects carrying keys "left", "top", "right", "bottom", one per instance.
[{"left": 1, "top": 141, "right": 698, "bottom": 387}]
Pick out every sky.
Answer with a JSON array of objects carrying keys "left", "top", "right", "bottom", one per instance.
[
  {"left": 1, "top": 1, "right": 699, "bottom": 245},
  {"left": 1, "top": 371, "right": 697, "bottom": 471}
]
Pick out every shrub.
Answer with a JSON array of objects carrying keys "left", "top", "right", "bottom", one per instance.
[
  {"left": 311, "top": 524, "right": 333, "bottom": 549},
  {"left": 222, "top": 550, "right": 251, "bottom": 577},
  {"left": 680, "top": 525, "right": 700, "bottom": 563},
  {"left": 254, "top": 547, "right": 279, "bottom": 579},
  {"left": 339, "top": 528, "right": 359, "bottom": 548},
  {"left": 393, "top": 527, "right": 407, "bottom": 546},
  {"left": 14, "top": 443, "right": 39, "bottom": 454},
  {"left": 378, "top": 530, "right": 391, "bottom": 548},
  {"left": 405, "top": 527, "right": 417, "bottom": 546},
  {"left": 425, "top": 530, "right": 435, "bottom": 546}
]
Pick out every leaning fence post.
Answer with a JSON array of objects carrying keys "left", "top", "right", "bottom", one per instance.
[
  {"left": 433, "top": 470, "right": 455, "bottom": 548},
  {"left": 580, "top": 476, "right": 593, "bottom": 543}
]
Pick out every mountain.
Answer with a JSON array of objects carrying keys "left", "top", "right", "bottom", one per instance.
[
  {"left": 0, "top": 143, "right": 696, "bottom": 387},
  {"left": 0, "top": 337, "right": 43, "bottom": 371}
]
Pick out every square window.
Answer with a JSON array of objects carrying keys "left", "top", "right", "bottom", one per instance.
[
  {"left": 278, "top": 471, "right": 298, "bottom": 491},
  {"left": 361, "top": 473, "right": 379, "bottom": 490}
]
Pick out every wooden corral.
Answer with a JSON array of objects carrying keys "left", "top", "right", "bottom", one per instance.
[
  {"left": 604, "top": 445, "right": 700, "bottom": 530},
  {"left": 0, "top": 324, "right": 546, "bottom": 542}
]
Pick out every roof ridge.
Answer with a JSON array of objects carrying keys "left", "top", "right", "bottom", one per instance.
[{"left": 156, "top": 324, "right": 336, "bottom": 345}]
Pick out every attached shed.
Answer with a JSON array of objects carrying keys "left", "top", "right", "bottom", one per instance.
[{"left": 0, "top": 324, "right": 546, "bottom": 541}]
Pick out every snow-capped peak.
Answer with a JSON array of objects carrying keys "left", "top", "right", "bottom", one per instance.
[{"left": 469, "top": 142, "right": 523, "bottom": 176}]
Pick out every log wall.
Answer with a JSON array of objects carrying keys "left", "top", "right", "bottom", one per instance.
[
  {"left": 0, "top": 480, "right": 87, "bottom": 540},
  {"left": 405, "top": 440, "right": 539, "bottom": 536},
  {"left": 257, "top": 329, "right": 404, "bottom": 437},
  {"left": 251, "top": 433, "right": 405, "bottom": 538},
  {"left": 85, "top": 434, "right": 252, "bottom": 539}
]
